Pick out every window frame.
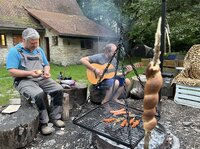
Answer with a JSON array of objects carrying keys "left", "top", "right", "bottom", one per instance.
[
  {"left": 0, "top": 33, "right": 7, "bottom": 47},
  {"left": 80, "top": 39, "right": 93, "bottom": 50},
  {"left": 52, "top": 36, "right": 58, "bottom": 46}
]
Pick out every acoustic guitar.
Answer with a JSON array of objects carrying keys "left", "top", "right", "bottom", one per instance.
[{"left": 87, "top": 63, "right": 142, "bottom": 84}]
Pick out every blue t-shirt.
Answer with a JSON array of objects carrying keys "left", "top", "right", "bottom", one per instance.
[{"left": 6, "top": 43, "right": 49, "bottom": 70}]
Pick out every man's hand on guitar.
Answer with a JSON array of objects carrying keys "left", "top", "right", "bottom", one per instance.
[
  {"left": 117, "top": 65, "right": 132, "bottom": 76},
  {"left": 87, "top": 63, "right": 142, "bottom": 84},
  {"left": 126, "top": 65, "right": 133, "bottom": 74},
  {"left": 93, "top": 68, "right": 102, "bottom": 76}
]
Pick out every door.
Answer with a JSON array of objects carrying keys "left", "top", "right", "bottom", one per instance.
[{"left": 45, "top": 37, "right": 50, "bottom": 62}]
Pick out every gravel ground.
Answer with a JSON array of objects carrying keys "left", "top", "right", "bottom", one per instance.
[
  {"left": 159, "top": 99, "right": 200, "bottom": 149},
  {"left": 25, "top": 98, "right": 200, "bottom": 149}
]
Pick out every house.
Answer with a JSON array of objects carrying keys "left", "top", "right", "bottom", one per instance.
[{"left": 0, "top": 0, "right": 118, "bottom": 66}]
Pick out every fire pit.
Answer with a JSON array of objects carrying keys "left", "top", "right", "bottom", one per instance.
[
  {"left": 95, "top": 123, "right": 167, "bottom": 149},
  {"left": 73, "top": 101, "right": 167, "bottom": 148}
]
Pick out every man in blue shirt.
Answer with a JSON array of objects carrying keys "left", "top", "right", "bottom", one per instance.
[{"left": 6, "top": 28, "right": 65, "bottom": 135}]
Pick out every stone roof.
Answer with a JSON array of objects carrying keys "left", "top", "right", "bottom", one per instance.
[
  {"left": 26, "top": 8, "right": 118, "bottom": 38},
  {"left": 0, "top": 0, "right": 84, "bottom": 30}
]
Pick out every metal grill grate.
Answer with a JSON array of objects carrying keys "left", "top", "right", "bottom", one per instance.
[{"left": 73, "top": 101, "right": 146, "bottom": 148}]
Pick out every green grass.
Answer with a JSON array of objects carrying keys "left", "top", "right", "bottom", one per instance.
[
  {"left": 0, "top": 59, "right": 144, "bottom": 106},
  {"left": 0, "top": 64, "right": 88, "bottom": 106},
  {"left": 0, "top": 67, "right": 14, "bottom": 105},
  {"left": 50, "top": 64, "right": 88, "bottom": 83}
]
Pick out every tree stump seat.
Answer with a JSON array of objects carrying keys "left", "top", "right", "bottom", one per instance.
[
  {"left": 130, "top": 74, "right": 174, "bottom": 99},
  {"left": 63, "top": 83, "right": 88, "bottom": 108},
  {"left": 89, "top": 85, "right": 106, "bottom": 105},
  {"left": 0, "top": 83, "right": 87, "bottom": 149},
  {"left": 0, "top": 97, "right": 39, "bottom": 149}
]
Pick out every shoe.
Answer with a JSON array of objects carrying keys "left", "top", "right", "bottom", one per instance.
[
  {"left": 52, "top": 119, "right": 65, "bottom": 127},
  {"left": 41, "top": 124, "right": 53, "bottom": 135}
]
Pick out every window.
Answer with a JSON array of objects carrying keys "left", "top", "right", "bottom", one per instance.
[
  {"left": 52, "top": 36, "right": 58, "bottom": 45},
  {"left": 0, "top": 34, "right": 7, "bottom": 47},
  {"left": 13, "top": 34, "right": 22, "bottom": 46},
  {"left": 81, "top": 39, "right": 93, "bottom": 50}
]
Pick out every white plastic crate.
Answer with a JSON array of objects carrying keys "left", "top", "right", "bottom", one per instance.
[{"left": 174, "top": 84, "right": 200, "bottom": 108}]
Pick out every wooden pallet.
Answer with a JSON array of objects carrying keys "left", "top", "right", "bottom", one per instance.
[{"left": 174, "top": 84, "right": 200, "bottom": 108}]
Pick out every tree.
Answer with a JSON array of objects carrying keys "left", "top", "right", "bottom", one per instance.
[
  {"left": 77, "top": 0, "right": 200, "bottom": 52},
  {"left": 77, "top": 0, "right": 121, "bottom": 32}
]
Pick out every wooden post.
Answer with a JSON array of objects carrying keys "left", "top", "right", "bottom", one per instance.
[{"left": 62, "top": 93, "right": 70, "bottom": 121}]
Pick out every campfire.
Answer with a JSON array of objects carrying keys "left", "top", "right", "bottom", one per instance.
[
  {"left": 73, "top": 101, "right": 167, "bottom": 148},
  {"left": 73, "top": 17, "right": 176, "bottom": 149}
]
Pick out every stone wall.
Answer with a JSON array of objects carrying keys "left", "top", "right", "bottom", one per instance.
[
  {"left": 0, "top": 30, "right": 44, "bottom": 66},
  {"left": 49, "top": 37, "right": 95, "bottom": 66},
  {"left": 44, "top": 29, "right": 108, "bottom": 66},
  {"left": 1, "top": 29, "right": 110, "bottom": 66}
]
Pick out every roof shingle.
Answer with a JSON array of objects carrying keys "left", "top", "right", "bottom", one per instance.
[
  {"left": 26, "top": 8, "right": 117, "bottom": 38},
  {"left": 0, "top": 0, "right": 83, "bottom": 30},
  {"left": 0, "top": 0, "right": 117, "bottom": 38}
]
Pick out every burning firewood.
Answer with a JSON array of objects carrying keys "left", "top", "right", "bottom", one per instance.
[{"left": 142, "top": 17, "right": 163, "bottom": 149}]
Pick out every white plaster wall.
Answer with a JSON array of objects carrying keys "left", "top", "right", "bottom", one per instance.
[
  {"left": 44, "top": 28, "right": 106, "bottom": 66},
  {"left": 1, "top": 31, "right": 45, "bottom": 65},
  {"left": 0, "top": 33, "right": 14, "bottom": 65},
  {"left": 1, "top": 29, "right": 112, "bottom": 67}
]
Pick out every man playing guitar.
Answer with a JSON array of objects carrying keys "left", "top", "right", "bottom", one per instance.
[{"left": 80, "top": 43, "right": 133, "bottom": 104}]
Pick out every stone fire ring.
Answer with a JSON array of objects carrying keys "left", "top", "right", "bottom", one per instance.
[
  {"left": 95, "top": 123, "right": 169, "bottom": 149},
  {"left": 0, "top": 103, "right": 39, "bottom": 149}
]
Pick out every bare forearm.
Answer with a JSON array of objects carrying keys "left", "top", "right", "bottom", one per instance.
[
  {"left": 80, "top": 57, "right": 95, "bottom": 71},
  {"left": 44, "top": 65, "right": 50, "bottom": 74},
  {"left": 8, "top": 68, "right": 32, "bottom": 77}
]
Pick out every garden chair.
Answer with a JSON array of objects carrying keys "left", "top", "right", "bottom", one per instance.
[{"left": 172, "top": 44, "right": 200, "bottom": 108}]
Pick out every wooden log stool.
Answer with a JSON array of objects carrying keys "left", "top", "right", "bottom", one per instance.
[
  {"left": 62, "top": 93, "right": 70, "bottom": 121},
  {"left": 44, "top": 93, "right": 70, "bottom": 121},
  {"left": 89, "top": 85, "right": 106, "bottom": 105},
  {"left": 0, "top": 96, "right": 39, "bottom": 149},
  {"left": 130, "top": 74, "right": 174, "bottom": 99},
  {"left": 130, "top": 75, "right": 146, "bottom": 99},
  {"left": 63, "top": 83, "right": 88, "bottom": 108}
]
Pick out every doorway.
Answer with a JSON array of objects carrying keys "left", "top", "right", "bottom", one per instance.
[{"left": 45, "top": 37, "right": 50, "bottom": 62}]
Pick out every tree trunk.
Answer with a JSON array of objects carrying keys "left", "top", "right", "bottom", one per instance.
[
  {"left": 0, "top": 97, "right": 39, "bottom": 149},
  {"left": 63, "top": 83, "right": 88, "bottom": 107},
  {"left": 130, "top": 75, "right": 146, "bottom": 99},
  {"left": 89, "top": 85, "right": 106, "bottom": 105}
]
